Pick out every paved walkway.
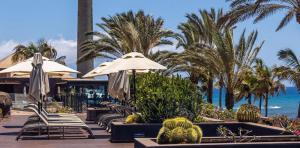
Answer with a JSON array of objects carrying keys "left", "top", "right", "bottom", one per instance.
[{"left": 0, "top": 114, "right": 133, "bottom": 148}]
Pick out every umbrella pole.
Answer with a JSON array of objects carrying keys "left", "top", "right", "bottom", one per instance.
[{"left": 132, "top": 70, "right": 136, "bottom": 111}]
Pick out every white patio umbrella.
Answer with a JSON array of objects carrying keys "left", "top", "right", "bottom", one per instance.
[
  {"left": 102, "top": 52, "right": 167, "bottom": 105},
  {"left": 82, "top": 62, "right": 112, "bottom": 78},
  {"left": 83, "top": 60, "right": 149, "bottom": 78},
  {"left": 0, "top": 56, "right": 79, "bottom": 75},
  {"left": 101, "top": 52, "right": 166, "bottom": 74}
]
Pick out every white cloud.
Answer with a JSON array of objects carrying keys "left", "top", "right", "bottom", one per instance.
[
  {"left": 150, "top": 39, "right": 183, "bottom": 53},
  {"left": 0, "top": 38, "right": 78, "bottom": 69},
  {"left": 48, "top": 38, "right": 77, "bottom": 69},
  {"left": 0, "top": 40, "right": 19, "bottom": 59}
]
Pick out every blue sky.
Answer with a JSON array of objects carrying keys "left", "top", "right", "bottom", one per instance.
[{"left": 0, "top": 0, "right": 300, "bottom": 75}]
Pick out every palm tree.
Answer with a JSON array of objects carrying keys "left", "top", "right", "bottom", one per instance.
[
  {"left": 206, "top": 28, "right": 264, "bottom": 110},
  {"left": 178, "top": 25, "right": 263, "bottom": 110},
  {"left": 215, "top": 76, "right": 224, "bottom": 109},
  {"left": 170, "top": 8, "right": 264, "bottom": 109},
  {"left": 277, "top": 48, "right": 300, "bottom": 90},
  {"left": 78, "top": 10, "right": 175, "bottom": 61},
  {"left": 226, "top": 0, "right": 300, "bottom": 31},
  {"left": 236, "top": 68, "right": 257, "bottom": 105},
  {"left": 253, "top": 59, "right": 285, "bottom": 116},
  {"left": 175, "top": 8, "right": 230, "bottom": 104},
  {"left": 12, "top": 39, "right": 66, "bottom": 65}
]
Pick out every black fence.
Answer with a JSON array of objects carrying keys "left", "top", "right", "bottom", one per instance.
[
  {"left": 59, "top": 94, "right": 84, "bottom": 113},
  {"left": 59, "top": 93, "right": 111, "bottom": 113}
]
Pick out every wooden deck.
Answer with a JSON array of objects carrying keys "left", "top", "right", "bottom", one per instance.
[{"left": 0, "top": 114, "right": 133, "bottom": 148}]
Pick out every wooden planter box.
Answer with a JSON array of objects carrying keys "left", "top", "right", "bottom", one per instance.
[
  {"left": 134, "top": 137, "right": 300, "bottom": 148},
  {"left": 110, "top": 122, "right": 287, "bottom": 143},
  {"left": 86, "top": 107, "right": 111, "bottom": 122}
]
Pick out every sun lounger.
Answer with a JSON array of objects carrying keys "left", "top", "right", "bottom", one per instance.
[
  {"left": 27, "top": 103, "right": 77, "bottom": 117},
  {"left": 24, "top": 106, "right": 83, "bottom": 124},
  {"left": 97, "top": 105, "right": 133, "bottom": 130},
  {"left": 16, "top": 107, "right": 94, "bottom": 140}
]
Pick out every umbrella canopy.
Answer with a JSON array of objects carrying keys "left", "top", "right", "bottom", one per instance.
[
  {"left": 108, "top": 71, "right": 130, "bottom": 101},
  {"left": 0, "top": 56, "right": 79, "bottom": 74},
  {"left": 28, "top": 53, "right": 50, "bottom": 104},
  {"left": 103, "top": 52, "right": 167, "bottom": 109},
  {"left": 83, "top": 62, "right": 112, "bottom": 78},
  {"left": 101, "top": 52, "right": 167, "bottom": 74},
  {"left": 83, "top": 60, "right": 149, "bottom": 78}
]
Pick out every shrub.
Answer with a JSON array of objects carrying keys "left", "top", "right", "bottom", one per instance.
[
  {"left": 198, "top": 103, "right": 235, "bottom": 121},
  {"left": 57, "top": 106, "right": 73, "bottom": 113},
  {"left": 125, "top": 113, "right": 144, "bottom": 123},
  {"left": 236, "top": 104, "right": 260, "bottom": 123},
  {"left": 136, "top": 73, "right": 203, "bottom": 123},
  {"left": 216, "top": 109, "right": 236, "bottom": 120},
  {"left": 157, "top": 117, "right": 203, "bottom": 144},
  {"left": 266, "top": 115, "right": 300, "bottom": 135},
  {"left": 193, "top": 115, "right": 208, "bottom": 123},
  {"left": 199, "top": 103, "right": 215, "bottom": 118}
]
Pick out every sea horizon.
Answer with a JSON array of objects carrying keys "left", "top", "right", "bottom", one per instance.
[{"left": 211, "top": 87, "right": 300, "bottom": 118}]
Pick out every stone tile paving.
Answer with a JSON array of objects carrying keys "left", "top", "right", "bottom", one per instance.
[{"left": 0, "top": 114, "right": 133, "bottom": 148}]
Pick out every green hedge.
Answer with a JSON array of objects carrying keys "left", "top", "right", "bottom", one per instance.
[{"left": 136, "top": 73, "right": 203, "bottom": 123}]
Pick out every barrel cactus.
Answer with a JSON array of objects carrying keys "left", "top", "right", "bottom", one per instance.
[
  {"left": 186, "top": 128, "right": 198, "bottom": 143},
  {"left": 192, "top": 125, "right": 203, "bottom": 143},
  {"left": 236, "top": 104, "right": 261, "bottom": 123},
  {"left": 157, "top": 117, "right": 203, "bottom": 144},
  {"left": 157, "top": 127, "right": 171, "bottom": 144},
  {"left": 125, "top": 113, "right": 144, "bottom": 123}
]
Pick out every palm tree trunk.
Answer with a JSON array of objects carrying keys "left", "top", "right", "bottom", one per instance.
[
  {"left": 259, "top": 96, "right": 262, "bottom": 113},
  {"left": 225, "top": 88, "right": 234, "bottom": 110},
  {"left": 297, "top": 2, "right": 300, "bottom": 24},
  {"left": 189, "top": 73, "right": 199, "bottom": 84},
  {"left": 265, "top": 93, "right": 269, "bottom": 117},
  {"left": 247, "top": 94, "right": 252, "bottom": 104},
  {"left": 207, "top": 75, "right": 213, "bottom": 104},
  {"left": 219, "top": 85, "right": 223, "bottom": 109}
]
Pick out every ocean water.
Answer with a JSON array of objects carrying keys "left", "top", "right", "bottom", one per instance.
[{"left": 210, "top": 87, "right": 300, "bottom": 118}]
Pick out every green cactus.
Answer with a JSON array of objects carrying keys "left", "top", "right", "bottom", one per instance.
[
  {"left": 186, "top": 128, "right": 198, "bottom": 143},
  {"left": 192, "top": 125, "right": 203, "bottom": 143},
  {"left": 157, "top": 117, "right": 203, "bottom": 144},
  {"left": 125, "top": 113, "right": 144, "bottom": 123},
  {"left": 236, "top": 104, "right": 261, "bottom": 123},
  {"left": 157, "top": 127, "right": 171, "bottom": 144},
  {"left": 175, "top": 117, "right": 193, "bottom": 129},
  {"left": 163, "top": 118, "right": 177, "bottom": 130},
  {"left": 170, "top": 127, "right": 186, "bottom": 144}
]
